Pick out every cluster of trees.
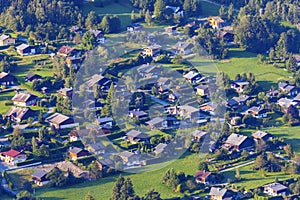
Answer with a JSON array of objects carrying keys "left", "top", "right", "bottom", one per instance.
[
  {"left": 86, "top": 12, "right": 121, "bottom": 33},
  {"left": 110, "top": 175, "right": 162, "bottom": 200},
  {"left": 0, "top": 54, "right": 17, "bottom": 73},
  {"left": 234, "top": 0, "right": 300, "bottom": 54},
  {"left": 56, "top": 96, "right": 72, "bottom": 115}
]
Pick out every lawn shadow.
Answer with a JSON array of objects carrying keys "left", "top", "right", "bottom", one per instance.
[{"left": 227, "top": 49, "right": 257, "bottom": 59}]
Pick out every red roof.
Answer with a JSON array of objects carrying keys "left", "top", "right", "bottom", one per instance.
[
  {"left": 194, "top": 170, "right": 211, "bottom": 178},
  {"left": 58, "top": 46, "right": 74, "bottom": 55},
  {"left": 4, "top": 149, "right": 21, "bottom": 157}
]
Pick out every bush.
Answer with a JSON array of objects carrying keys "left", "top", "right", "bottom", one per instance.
[{"left": 16, "top": 159, "right": 41, "bottom": 166}]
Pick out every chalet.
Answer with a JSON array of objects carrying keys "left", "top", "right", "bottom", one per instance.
[
  {"left": 69, "top": 147, "right": 89, "bottom": 160},
  {"left": 89, "top": 29, "right": 105, "bottom": 43},
  {"left": 66, "top": 56, "right": 82, "bottom": 70},
  {"left": 199, "top": 102, "right": 219, "bottom": 115},
  {"left": 154, "top": 143, "right": 168, "bottom": 156},
  {"left": 293, "top": 55, "right": 300, "bottom": 67},
  {"left": 231, "top": 81, "right": 250, "bottom": 93},
  {"left": 193, "top": 130, "right": 207, "bottom": 141},
  {"left": 157, "top": 77, "right": 171, "bottom": 86},
  {"left": 245, "top": 106, "right": 268, "bottom": 118},
  {"left": 184, "top": 71, "right": 202, "bottom": 84},
  {"left": 143, "top": 44, "right": 161, "bottom": 57},
  {"left": 25, "top": 73, "right": 42, "bottom": 82},
  {"left": 207, "top": 16, "right": 225, "bottom": 29},
  {"left": 167, "top": 92, "right": 181, "bottom": 102},
  {"left": 146, "top": 117, "right": 167, "bottom": 129},
  {"left": 173, "top": 42, "right": 194, "bottom": 55},
  {"left": 125, "top": 130, "right": 149, "bottom": 144},
  {"left": 95, "top": 117, "right": 113, "bottom": 128},
  {"left": 127, "top": 24, "right": 143, "bottom": 32},
  {"left": 230, "top": 116, "right": 242, "bottom": 126},
  {"left": 0, "top": 35, "right": 15, "bottom": 46},
  {"left": 226, "top": 98, "right": 238, "bottom": 109},
  {"left": 86, "top": 142, "right": 105, "bottom": 154},
  {"left": 267, "top": 89, "right": 279, "bottom": 99},
  {"left": 278, "top": 81, "right": 298, "bottom": 96},
  {"left": 165, "top": 6, "right": 183, "bottom": 16},
  {"left": 264, "top": 182, "right": 288, "bottom": 196},
  {"left": 209, "top": 187, "right": 232, "bottom": 200},
  {"left": 46, "top": 113, "right": 78, "bottom": 129},
  {"left": 12, "top": 92, "right": 37, "bottom": 107},
  {"left": 69, "top": 129, "right": 90, "bottom": 142},
  {"left": 57, "top": 45, "right": 78, "bottom": 57},
  {"left": 5, "top": 107, "right": 35, "bottom": 122},
  {"left": 167, "top": 105, "right": 199, "bottom": 120},
  {"left": 224, "top": 133, "right": 254, "bottom": 151},
  {"left": 86, "top": 74, "right": 112, "bottom": 91},
  {"left": 232, "top": 95, "right": 250, "bottom": 106},
  {"left": 277, "top": 98, "right": 298, "bottom": 110},
  {"left": 119, "top": 151, "right": 140, "bottom": 166},
  {"left": 57, "top": 87, "right": 73, "bottom": 98},
  {"left": 164, "top": 26, "right": 178, "bottom": 35},
  {"left": 194, "top": 170, "right": 213, "bottom": 185},
  {"left": 196, "top": 85, "right": 209, "bottom": 96},
  {"left": 217, "top": 31, "right": 234, "bottom": 42},
  {"left": 0, "top": 72, "right": 17, "bottom": 86},
  {"left": 129, "top": 110, "right": 148, "bottom": 119},
  {"left": 0, "top": 149, "right": 27, "bottom": 165},
  {"left": 16, "top": 44, "right": 36, "bottom": 56},
  {"left": 252, "top": 130, "right": 273, "bottom": 141},
  {"left": 32, "top": 169, "right": 53, "bottom": 186},
  {"left": 137, "top": 64, "right": 162, "bottom": 78}
]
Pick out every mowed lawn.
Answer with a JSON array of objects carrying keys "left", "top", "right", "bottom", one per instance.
[
  {"left": 36, "top": 153, "right": 206, "bottom": 200},
  {"left": 193, "top": 48, "right": 291, "bottom": 90},
  {"left": 0, "top": 90, "right": 16, "bottom": 115},
  {"left": 225, "top": 164, "right": 299, "bottom": 191}
]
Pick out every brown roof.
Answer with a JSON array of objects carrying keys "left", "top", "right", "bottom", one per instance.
[
  {"left": 5, "top": 107, "right": 33, "bottom": 120},
  {"left": 58, "top": 46, "right": 75, "bottom": 55},
  {"left": 12, "top": 92, "right": 37, "bottom": 103},
  {"left": 46, "top": 113, "right": 73, "bottom": 125},
  {"left": 194, "top": 170, "right": 211, "bottom": 179}
]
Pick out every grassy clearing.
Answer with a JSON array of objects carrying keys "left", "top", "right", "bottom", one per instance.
[
  {"left": 225, "top": 164, "right": 299, "bottom": 190},
  {"left": 36, "top": 153, "right": 205, "bottom": 200},
  {"left": 7, "top": 169, "right": 35, "bottom": 191},
  {"left": 200, "top": 1, "right": 220, "bottom": 17},
  {"left": 0, "top": 90, "right": 16, "bottom": 115}
]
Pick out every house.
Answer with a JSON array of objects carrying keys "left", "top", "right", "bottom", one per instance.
[
  {"left": 12, "top": 92, "right": 38, "bottom": 107},
  {"left": 164, "top": 26, "right": 178, "bottom": 35},
  {"left": 232, "top": 95, "right": 250, "bottom": 106},
  {"left": 69, "top": 147, "right": 89, "bottom": 160},
  {"left": 196, "top": 85, "right": 209, "bottom": 96},
  {"left": 125, "top": 130, "right": 149, "bottom": 144},
  {"left": 46, "top": 113, "right": 78, "bottom": 129},
  {"left": 199, "top": 102, "right": 219, "bottom": 115},
  {"left": 264, "top": 182, "right": 288, "bottom": 196},
  {"left": 194, "top": 170, "right": 213, "bottom": 185},
  {"left": 293, "top": 55, "right": 300, "bottom": 67},
  {"left": 57, "top": 88, "right": 73, "bottom": 98},
  {"left": 209, "top": 187, "right": 232, "bottom": 200},
  {"left": 69, "top": 129, "right": 90, "bottom": 142},
  {"left": 25, "top": 73, "right": 42, "bottom": 82},
  {"left": 277, "top": 98, "right": 298, "bottom": 110},
  {"left": 207, "top": 16, "right": 225, "bottom": 29},
  {"left": 89, "top": 29, "right": 105, "bottom": 43},
  {"left": 267, "top": 89, "right": 279, "bottom": 99},
  {"left": 173, "top": 42, "right": 194, "bottom": 55},
  {"left": 127, "top": 24, "right": 143, "bottom": 32},
  {"left": 217, "top": 31, "right": 234, "bottom": 42},
  {"left": 154, "top": 143, "right": 168, "bottom": 156},
  {"left": 119, "top": 151, "right": 140, "bottom": 166},
  {"left": 167, "top": 92, "right": 181, "bottom": 102},
  {"left": 66, "top": 56, "right": 82, "bottom": 70},
  {"left": 245, "top": 106, "right": 268, "bottom": 118},
  {"left": 129, "top": 110, "right": 148, "bottom": 119},
  {"left": 16, "top": 44, "right": 36, "bottom": 56},
  {"left": 0, "top": 34, "right": 15, "bottom": 46},
  {"left": 193, "top": 130, "right": 207, "bottom": 141},
  {"left": 184, "top": 71, "right": 202, "bottom": 84},
  {"left": 167, "top": 105, "right": 199, "bottom": 120},
  {"left": 252, "top": 130, "right": 273, "bottom": 141},
  {"left": 157, "top": 77, "right": 171, "bottom": 86},
  {"left": 224, "top": 133, "right": 254, "bottom": 151},
  {"left": 230, "top": 116, "right": 242, "bottom": 126},
  {"left": 143, "top": 44, "right": 161, "bottom": 57},
  {"left": 70, "top": 26, "right": 83, "bottom": 34},
  {"left": 86, "top": 142, "right": 105, "bottom": 154},
  {"left": 137, "top": 64, "right": 162, "bottom": 78},
  {"left": 146, "top": 117, "right": 167, "bottom": 129},
  {"left": 231, "top": 81, "right": 250, "bottom": 93},
  {"left": 0, "top": 149, "right": 27, "bottom": 165},
  {"left": 165, "top": 6, "right": 183, "bottom": 16},
  {"left": 86, "top": 74, "right": 112, "bottom": 91},
  {"left": 32, "top": 169, "right": 53, "bottom": 186},
  {"left": 0, "top": 72, "right": 17, "bottom": 86},
  {"left": 94, "top": 117, "right": 113, "bottom": 128},
  {"left": 278, "top": 81, "right": 298, "bottom": 96},
  {"left": 5, "top": 107, "right": 35, "bottom": 122},
  {"left": 57, "top": 45, "right": 78, "bottom": 57}
]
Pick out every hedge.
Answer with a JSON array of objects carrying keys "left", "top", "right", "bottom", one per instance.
[
  {"left": 77, "top": 155, "right": 96, "bottom": 166},
  {"left": 16, "top": 159, "right": 40, "bottom": 166},
  {"left": 106, "top": 131, "right": 126, "bottom": 140}
]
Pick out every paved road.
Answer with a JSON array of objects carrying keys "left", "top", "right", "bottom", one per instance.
[{"left": 220, "top": 160, "right": 255, "bottom": 172}]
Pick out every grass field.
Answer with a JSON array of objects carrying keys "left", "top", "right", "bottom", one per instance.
[
  {"left": 225, "top": 164, "right": 299, "bottom": 190},
  {"left": 193, "top": 48, "right": 291, "bottom": 90},
  {"left": 35, "top": 153, "right": 206, "bottom": 200},
  {"left": 0, "top": 90, "right": 16, "bottom": 115}
]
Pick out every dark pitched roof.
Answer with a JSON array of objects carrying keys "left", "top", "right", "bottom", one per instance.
[
  {"left": 209, "top": 187, "right": 228, "bottom": 197},
  {"left": 58, "top": 45, "right": 74, "bottom": 55},
  {"left": 225, "top": 133, "right": 249, "bottom": 146},
  {"left": 119, "top": 151, "right": 135, "bottom": 158},
  {"left": 46, "top": 113, "right": 73, "bottom": 125},
  {"left": 69, "top": 146, "right": 84, "bottom": 154},
  {"left": 12, "top": 92, "right": 37, "bottom": 103},
  {"left": 5, "top": 107, "right": 33, "bottom": 120},
  {"left": 26, "top": 73, "right": 41, "bottom": 80},
  {"left": 154, "top": 143, "right": 168, "bottom": 154},
  {"left": 146, "top": 117, "right": 165, "bottom": 126},
  {"left": 32, "top": 169, "right": 48, "bottom": 179}
]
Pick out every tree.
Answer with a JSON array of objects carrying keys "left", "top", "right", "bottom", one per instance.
[
  {"left": 198, "top": 162, "right": 209, "bottom": 171},
  {"left": 16, "top": 190, "right": 32, "bottom": 200},
  {"left": 286, "top": 54, "right": 298, "bottom": 73},
  {"left": 82, "top": 31, "right": 96, "bottom": 50},
  {"left": 269, "top": 47, "right": 275, "bottom": 61},
  {"left": 120, "top": 178, "right": 135, "bottom": 200},
  {"left": 287, "top": 104, "right": 299, "bottom": 120},
  {"left": 162, "top": 168, "right": 180, "bottom": 191},
  {"left": 276, "top": 32, "right": 288, "bottom": 60},
  {"left": 235, "top": 168, "right": 241, "bottom": 181},
  {"left": 183, "top": 0, "right": 192, "bottom": 16},
  {"left": 46, "top": 167, "right": 68, "bottom": 187},
  {"left": 227, "top": 3, "right": 234, "bottom": 21},
  {"left": 85, "top": 192, "right": 95, "bottom": 200},
  {"left": 85, "top": 11, "right": 99, "bottom": 29},
  {"left": 39, "top": 126, "right": 49, "bottom": 141},
  {"left": 254, "top": 154, "right": 267, "bottom": 170},
  {"left": 111, "top": 175, "right": 125, "bottom": 200},
  {"left": 284, "top": 144, "right": 294, "bottom": 158},
  {"left": 100, "top": 15, "right": 121, "bottom": 33},
  {"left": 38, "top": 110, "right": 43, "bottom": 123},
  {"left": 145, "top": 10, "right": 152, "bottom": 26},
  {"left": 131, "top": 10, "right": 135, "bottom": 22},
  {"left": 154, "top": 0, "right": 165, "bottom": 20},
  {"left": 219, "top": 5, "right": 227, "bottom": 19},
  {"left": 143, "top": 189, "right": 161, "bottom": 200},
  {"left": 32, "top": 137, "right": 38, "bottom": 154}
]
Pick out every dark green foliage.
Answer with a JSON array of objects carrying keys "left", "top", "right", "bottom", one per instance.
[{"left": 100, "top": 15, "right": 121, "bottom": 33}]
